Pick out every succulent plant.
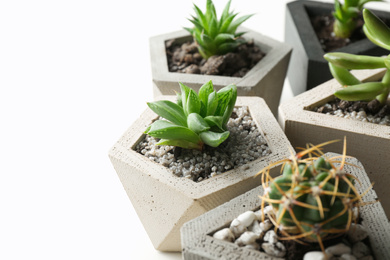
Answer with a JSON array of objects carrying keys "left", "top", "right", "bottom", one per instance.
[
  {"left": 325, "top": 9, "right": 390, "bottom": 105},
  {"left": 257, "top": 139, "right": 372, "bottom": 252},
  {"left": 184, "top": 0, "right": 253, "bottom": 59},
  {"left": 145, "top": 81, "right": 237, "bottom": 150},
  {"left": 333, "top": 0, "right": 383, "bottom": 38}
]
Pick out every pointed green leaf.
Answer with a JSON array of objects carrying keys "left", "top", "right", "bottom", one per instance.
[
  {"left": 198, "top": 80, "right": 214, "bottom": 116},
  {"left": 218, "top": 41, "right": 243, "bottom": 54},
  {"left": 207, "top": 91, "right": 218, "bottom": 116},
  {"left": 218, "top": 84, "right": 237, "bottom": 126},
  {"left": 227, "top": 14, "right": 254, "bottom": 34},
  {"left": 334, "top": 82, "right": 386, "bottom": 101},
  {"left": 214, "top": 33, "right": 235, "bottom": 46},
  {"left": 204, "top": 116, "right": 225, "bottom": 131},
  {"left": 363, "top": 9, "right": 390, "bottom": 50},
  {"left": 186, "top": 88, "right": 201, "bottom": 115},
  {"left": 220, "top": 13, "right": 237, "bottom": 33},
  {"left": 328, "top": 63, "right": 361, "bottom": 86},
  {"left": 193, "top": 4, "right": 208, "bottom": 32},
  {"left": 187, "top": 113, "right": 210, "bottom": 134},
  {"left": 156, "top": 139, "right": 202, "bottom": 150},
  {"left": 179, "top": 83, "right": 191, "bottom": 115},
  {"left": 220, "top": 0, "right": 232, "bottom": 24},
  {"left": 145, "top": 120, "right": 201, "bottom": 144},
  {"left": 147, "top": 100, "right": 187, "bottom": 127},
  {"left": 199, "top": 130, "right": 230, "bottom": 147}
]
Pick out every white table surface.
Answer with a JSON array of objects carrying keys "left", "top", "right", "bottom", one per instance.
[{"left": 2, "top": 0, "right": 389, "bottom": 259}]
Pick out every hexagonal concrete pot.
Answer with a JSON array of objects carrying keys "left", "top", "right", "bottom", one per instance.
[
  {"left": 149, "top": 27, "right": 292, "bottom": 116},
  {"left": 181, "top": 153, "right": 390, "bottom": 260},
  {"left": 278, "top": 67, "right": 390, "bottom": 219},
  {"left": 108, "top": 95, "right": 293, "bottom": 252},
  {"left": 285, "top": 0, "right": 390, "bottom": 95}
]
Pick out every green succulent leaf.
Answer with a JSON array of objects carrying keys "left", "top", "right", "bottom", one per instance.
[
  {"left": 214, "top": 33, "right": 235, "bottom": 46},
  {"left": 186, "top": 88, "right": 201, "bottom": 115},
  {"left": 217, "top": 84, "right": 237, "bottom": 126},
  {"left": 363, "top": 9, "right": 390, "bottom": 50},
  {"left": 334, "top": 82, "right": 386, "bottom": 101},
  {"left": 324, "top": 52, "right": 385, "bottom": 70},
  {"left": 207, "top": 91, "right": 218, "bottom": 116},
  {"left": 179, "top": 82, "right": 191, "bottom": 114},
  {"left": 328, "top": 63, "right": 361, "bottom": 86},
  {"left": 204, "top": 115, "right": 225, "bottom": 131},
  {"left": 198, "top": 81, "right": 214, "bottom": 106},
  {"left": 227, "top": 14, "right": 254, "bottom": 34},
  {"left": 199, "top": 130, "right": 229, "bottom": 147},
  {"left": 187, "top": 113, "right": 210, "bottom": 134},
  {"left": 147, "top": 100, "right": 187, "bottom": 127},
  {"left": 145, "top": 120, "right": 201, "bottom": 144},
  {"left": 156, "top": 139, "right": 202, "bottom": 150}
]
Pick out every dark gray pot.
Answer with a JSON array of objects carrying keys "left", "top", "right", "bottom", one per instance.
[
  {"left": 285, "top": 0, "right": 390, "bottom": 95},
  {"left": 181, "top": 153, "right": 390, "bottom": 260}
]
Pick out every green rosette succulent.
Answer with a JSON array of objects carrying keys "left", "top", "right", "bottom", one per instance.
[
  {"left": 184, "top": 0, "right": 253, "bottom": 59},
  {"left": 258, "top": 139, "right": 369, "bottom": 252},
  {"left": 325, "top": 9, "right": 390, "bottom": 105},
  {"left": 333, "top": 0, "right": 383, "bottom": 38},
  {"left": 144, "top": 81, "right": 237, "bottom": 150}
]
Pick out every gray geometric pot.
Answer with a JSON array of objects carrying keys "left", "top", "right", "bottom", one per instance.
[
  {"left": 285, "top": 0, "right": 390, "bottom": 95},
  {"left": 278, "top": 67, "right": 390, "bottom": 220},
  {"left": 181, "top": 153, "right": 390, "bottom": 260},
  {"left": 149, "top": 27, "right": 292, "bottom": 116},
  {"left": 109, "top": 96, "right": 293, "bottom": 252}
]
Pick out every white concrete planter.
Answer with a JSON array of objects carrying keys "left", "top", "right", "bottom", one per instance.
[
  {"left": 149, "top": 28, "right": 292, "bottom": 116},
  {"left": 181, "top": 153, "right": 390, "bottom": 260},
  {"left": 108, "top": 96, "right": 293, "bottom": 252},
  {"left": 278, "top": 68, "right": 390, "bottom": 219}
]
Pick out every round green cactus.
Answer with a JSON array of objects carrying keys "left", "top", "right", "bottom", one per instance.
[{"left": 258, "top": 139, "right": 368, "bottom": 252}]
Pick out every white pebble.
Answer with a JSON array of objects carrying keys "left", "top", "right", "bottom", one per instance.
[
  {"left": 230, "top": 218, "right": 246, "bottom": 238},
  {"left": 260, "top": 219, "right": 273, "bottom": 232},
  {"left": 325, "top": 243, "right": 351, "bottom": 256},
  {"left": 263, "top": 230, "right": 278, "bottom": 244},
  {"left": 347, "top": 224, "right": 368, "bottom": 243},
  {"left": 248, "top": 220, "right": 262, "bottom": 237},
  {"left": 213, "top": 228, "right": 235, "bottom": 242},
  {"left": 237, "top": 211, "right": 256, "bottom": 227},
  {"left": 235, "top": 231, "right": 258, "bottom": 246},
  {"left": 352, "top": 241, "right": 371, "bottom": 258},
  {"left": 261, "top": 242, "right": 286, "bottom": 257},
  {"left": 303, "top": 251, "right": 332, "bottom": 260}
]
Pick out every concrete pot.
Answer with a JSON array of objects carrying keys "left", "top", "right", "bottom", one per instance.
[
  {"left": 285, "top": 0, "right": 390, "bottom": 95},
  {"left": 181, "top": 153, "right": 390, "bottom": 260},
  {"left": 149, "top": 28, "right": 292, "bottom": 116},
  {"left": 108, "top": 95, "right": 293, "bottom": 252},
  {"left": 278, "top": 68, "right": 390, "bottom": 219}
]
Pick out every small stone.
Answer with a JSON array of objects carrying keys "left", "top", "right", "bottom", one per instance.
[
  {"left": 254, "top": 209, "right": 266, "bottom": 221},
  {"left": 263, "top": 230, "right": 278, "bottom": 244},
  {"left": 244, "top": 243, "right": 260, "bottom": 250},
  {"left": 325, "top": 243, "right": 351, "bottom": 256},
  {"left": 260, "top": 219, "right": 273, "bottom": 232},
  {"left": 230, "top": 218, "right": 246, "bottom": 238},
  {"left": 237, "top": 211, "right": 256, "bottom": 227},
  {"left": 248, "top": 220, "right": 262, "bottom": 237},
  {"left": 340, "top": 254, "right": 357, "bottom": 260},
  {"left": 351, "top": 241, "right": 371, "bottom": 258},
  {"left": 213, "top": 228, "right": 235, "bottom": 242},
  {"left": 235, "top": 231, "right": 258, "bottom": 246},
  {"left": 303, "top": 251, "right": 332, "bottom": 260},
  {"left": 261, "top": 242, "right": 286, "bottom": 257},
  {"left": 347, "top": 224, "right": 368, "bottom": 243}
]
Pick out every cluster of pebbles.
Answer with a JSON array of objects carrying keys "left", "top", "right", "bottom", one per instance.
[
  {"left": 315, "top": 99, "right": 390, "bottom": 126},
  {"left": 135, "top": 106, "right": 271, "bottom": 182},
  {"left": 213, "top": 206, "right": 374, "bottom": 260}
]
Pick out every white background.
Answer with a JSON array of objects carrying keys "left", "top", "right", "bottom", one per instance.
[{"left": 1, "top": 0, "right": 389, "bottom": 259}]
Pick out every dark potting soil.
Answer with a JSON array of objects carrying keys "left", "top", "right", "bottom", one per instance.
[
  {"left": 310, "top": 13, "right": 365, "bottom": 52},
  {"left": 165, "top": 38, "right": 265, "bottom": 77},
  {"left": 314, "top": 98, "right": 390, "bottom": 126}
]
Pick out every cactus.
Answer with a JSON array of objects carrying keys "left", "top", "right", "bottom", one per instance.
[{"left": 257, "top": 139, "right": 371, "bottom": 252}]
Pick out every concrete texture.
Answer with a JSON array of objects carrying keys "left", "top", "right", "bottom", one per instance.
[
  {"left": 285, "top": 0, "right": 390, "bottom": 95},
  {"left": 109, "top": 95, "right": 293, "bottom": 252},
  {"left": 181, "top": 153, "right": 390, "bottom": 260},
  {"left": 149, "top": 27, "right": 292, "bottom": 116},
  {"left": 278, "top": 68, "right": 390, "bottom": 219}
]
